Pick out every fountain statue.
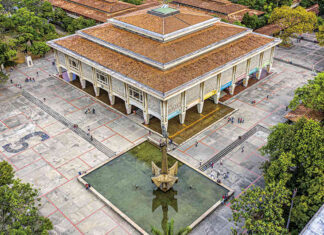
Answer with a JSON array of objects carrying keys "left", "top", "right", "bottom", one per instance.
[{"left": 151, "top": 127, "right": 178, "bottom": 192}]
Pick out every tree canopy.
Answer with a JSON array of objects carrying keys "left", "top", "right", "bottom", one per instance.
[
  {"left": 289, "top": 72, "right": 324, "bottom": 112},
  {"left": 269, "top": 6, "right": 317, "bottom": 45},
  {"left": 230, "top": 181, "right": 291, "bottom": 234},
  {"left": 261, "top": 118, "right": 324, "bottom": 232},
  {"left": 317, "top": 25, "right": 324, "bottom": 47},
  {"left": 0, "top": 160, "right": 53, "bottom": 233}
]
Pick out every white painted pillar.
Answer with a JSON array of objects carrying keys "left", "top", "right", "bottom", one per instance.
[
  {"left": 108, "top": 76, "right": 115, "bottom": 105},
  {"left": 267, "top": 47, "right": 275, "bottom": 73},
  {"left": 179, "top": 91, "right": 186, "bottom": 124},
  {"left": 92, "top": 68, "right": 100, "bottom": 96},
  {"left": 124, "top": 84, "right": 132, "bottom": 114},
  {"left": 56, "top": 65, "right": 63, "bottom": 75},
  {"left": 160, "top": 100, "right": 168, "bottom": 133},
  {"left": 197, "top": 82, "right": 205, "bottom": 113},
  {"left": 229, "top": 66, "right": 237, "bottom": 95},
  {"left": 243, "top": 59, "right": 251, "bottom": 87},
  {"left": 256, "top": 52, "right": 264, "bottom": 80},
  {"left": 213, "top": 74, "right": 221, "bottom": 104},
  {"left": 80, "top": 78, "right": 86, "bottom": 89},
  {"left": 143, "top": 93, "right": 150, "bottom": 124},
  {"left": 67, "top": 71, "right": 73, "bottom": 82}
]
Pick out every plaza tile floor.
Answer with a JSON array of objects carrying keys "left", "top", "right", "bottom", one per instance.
[{"left": 0, "top": 45, "right": 315, "bottom": 234}]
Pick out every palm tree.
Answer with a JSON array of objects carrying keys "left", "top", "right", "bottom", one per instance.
[{"left": 151, "top": 220, "right": 192, "bottom": 235}]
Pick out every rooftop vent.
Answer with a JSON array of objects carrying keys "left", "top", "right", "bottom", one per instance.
[{"left": 147, "top": 6, "right": 180, "bottom": 17}]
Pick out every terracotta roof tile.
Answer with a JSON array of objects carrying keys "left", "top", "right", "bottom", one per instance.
[
  {"left": 116, "top": 11, "right": 213, "bottom": 34},
  {"left": 54, "top": 33, "right": 273, "bottom": 93}
]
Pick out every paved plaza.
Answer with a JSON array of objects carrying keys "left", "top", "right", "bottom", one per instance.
[{"left": 0, "top": 44, "right": 315, "bottom": 234}]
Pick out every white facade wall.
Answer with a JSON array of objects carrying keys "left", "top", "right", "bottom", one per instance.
[
  {"left": 168, "top": 94, "right": 181, "bottom": 114},
  {"left": 147, "top": 94, "right": 161, "bottom": 117},
  {"left": 58, "top": 52, "right": 66, "bottom": 66},
  {"left": 82, "top": 63, "right": 92, "bottom": 80},
  {"left": 236, "top": 61, "right": 246, "bottom": 77},
  {"left": 250, "top": 54, "right": 259, "bottom": 71},
  {"left": 262, "top": 48, "right": 272, "bottom": 65},
  {"left": 186, "top": 84, "right": 200, "bottom": 105},
  {"left": 221, "top": 68, "right": 232, "bottom": 86},
  {"left": 111, "top": 78, "right": 125, "bottom": 97},
  {"left": 204, "top": 76, "right": 217, "bottom": 94}
]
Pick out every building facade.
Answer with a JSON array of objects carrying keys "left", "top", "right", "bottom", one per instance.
[{"left": 48, "top": 6, "right": 281, "bottom": 132}]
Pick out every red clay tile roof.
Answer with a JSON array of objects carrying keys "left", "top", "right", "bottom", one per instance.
[
  {"left": 285, "top": 105, "right": 324, "bottom": 122},
  {"left": 82, "top": 22, "right": 247, "bottom": 63},
  {"left": 49, "top": 0, "right": 109, "bottom": 22},
  {"left": 254, "top": 24, "right": 281, "bottom": 36},
  {"left": 54, "top": 33, "right": 273, "bottom": 93},
  {"left": 116, "top": 10, "right": 213, "bottom": 34}
]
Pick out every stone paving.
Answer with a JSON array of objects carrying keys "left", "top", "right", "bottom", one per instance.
[
  {"left": 274, "top": 34, "right": 324, "bottom": 72},
  {"left": 0, "top": 47, "right": 315, "bottom": 235}
]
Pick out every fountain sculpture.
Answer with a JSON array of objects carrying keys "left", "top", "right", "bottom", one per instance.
[{"left": 151, "top": 128, "right": 178, "bottom": 192}]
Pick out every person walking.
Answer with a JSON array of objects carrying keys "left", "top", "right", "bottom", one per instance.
[
  {"left": 195, "top": 140, "right": 199, "bottom": 147},
  {"left": 90, "top": 135, "right": 93, "bottom": 141},
  {"left": 241, "top": 146, "right": 244, "bottom": 153},
  {"left": 92, "top": 108, "right": 95, "bottom": 114},
  {"left": 43, "top": 98, "right": 46, "bottom": 102}
]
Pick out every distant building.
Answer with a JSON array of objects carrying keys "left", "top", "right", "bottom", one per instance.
[
  {"left": 48, "top": 0, "right": 159, "bottom": 22},
  {"left": 47, "top": 7, "right": 280, "bottom": 131},
  {"left": 170, "top": 0, "right": 264, "bottom": 22}
]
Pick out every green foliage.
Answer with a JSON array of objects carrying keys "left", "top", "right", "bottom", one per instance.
[
  {"left": 0, "top": 160, "right": 53, "bottom": 233},
  {"left": 299, "top": 0, "right": 316, "bottom": 8},
  {"left": 289, "top": 72, "right": 324, "bottom": 111},
  {"left": 0, "top": 71, "right": 9, "bottom": 83},
  {"left": 0, "top": 161, "right": 14, "bottom": 185},
  {"left": 151, "top": 219, "right": 191, "bottom": 235},
  {"left": 261, "top": 118, "right": 324, "bottom": 231},
  {"left": 67, "top": 16, "right": 96, "bottom": 33},
  {"left": 0, "top": 40, "right": 17, "bottom": 67},
  {"left": 242, "top": 12, "right": 259, "bottom": 29},
  {"left": 230, "top": 181, "right": 290, "bottom": 234},
  {"left": 317, "top": 25, "right": 324, "bottom": 46},
  {"left": 233, "top": 21, "right": 246, "bottom": 27},
  {"left": 269, "top": 6, "right": 317, "bottom": 45},
  {"left": 121, "top": 0, "right": 143, "bottom": 5},
  {"left": 29, "top": 41, "right": 51, "bottom": 56}
]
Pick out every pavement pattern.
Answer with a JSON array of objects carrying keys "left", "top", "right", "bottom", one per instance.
[{"left": 0, "top": 43, "right": 315, "bottom": 235}]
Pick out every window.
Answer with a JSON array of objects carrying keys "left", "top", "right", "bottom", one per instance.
[
  {"left": 129, "top": 86, "right": 143, "bottom": 103},
  {"left": 96, "top": 71, "right": 109, "bottom": 86},
  {"left": 69, "top": 58, "right": 78, "bottom": 70}
]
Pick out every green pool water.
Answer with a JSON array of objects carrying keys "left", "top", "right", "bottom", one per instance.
[{"left": 83, "top": 142, "right": 228, "bottom": 234}]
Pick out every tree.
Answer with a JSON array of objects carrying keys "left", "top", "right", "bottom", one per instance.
[
  {"left": 261, "top": 118, "right": 324, "bottom": 232},
  {"left": 29, "top": 41, "right": 50, "bottom": 56},
  {"left": 0, "top": 161, "right": 53, "bottom": 233},
  {"left": 289, "top": 72, "right": 324, "bottom": 112},
  {"left": 230, "top": 182, "right": 290, "bottom": 234},
  {"left": 66, "top": 16, "right": 96, "bottom": 33},
  {"left": 317, "top": 25, "right": 324, "bottom": 46},
  {"left": 151, "top": 220, "right": 191, "bottom": 235},
  {"left": 242, "top": 12, "right": 259, "bottom": 29},
  {"left": 0, "top": 40, "right": 17, "bottom": 68},
  {"left": 269, "top": 6, "right": 317, "bottom": 45}
]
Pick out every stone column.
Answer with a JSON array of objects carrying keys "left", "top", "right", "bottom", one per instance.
[
  {"left": 243, "top": 59, "right": 251, "bottom": 87},
  {"left": 67, "top": 71, "right": 73, "bottom": 82},
  {"left": 92, "top": 68, "right": 100, "bottom": 96},
  {"left": 160, "top": 100, "right": 168, "bottom": 133},
  {"left": 80, "top": 78, "right": 86, "bottom": 89},
  {"left": 267, "top": 47, "right": 275, "bottom": 73},
  {"left": 124, "top": 83, "right": 132, "bottom": 114},
  {"left": 256, "top": 52, "right": 264, "bottom": 80},
  {"left": 213, "top": 74, "right": 221, "bottom": 104},
  {"left": 197, "top": 82, "right": 205, "bottom": 113},
  {"left": 229, "top": 66, "right": 237, "bottom": 95},
  {"left": 108, "top": 76, "right": 115, "bottom": 105},
  {"left": 143, "top": 93, "right": 150, "bottom": 125},
  {"left": 56, "top": 65, "right": 63, "bottom": 76},
  {"left": 179, "top": 91, "right": 186, "bottom": 124}
]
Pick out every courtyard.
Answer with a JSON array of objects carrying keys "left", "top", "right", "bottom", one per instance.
[{"left": 0, "top": 40, "right": 315, "bottom": 234}]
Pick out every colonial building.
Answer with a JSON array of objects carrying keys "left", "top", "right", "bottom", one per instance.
[{"left": 47, "top": 6, "right": 281, "bottom": 131}]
